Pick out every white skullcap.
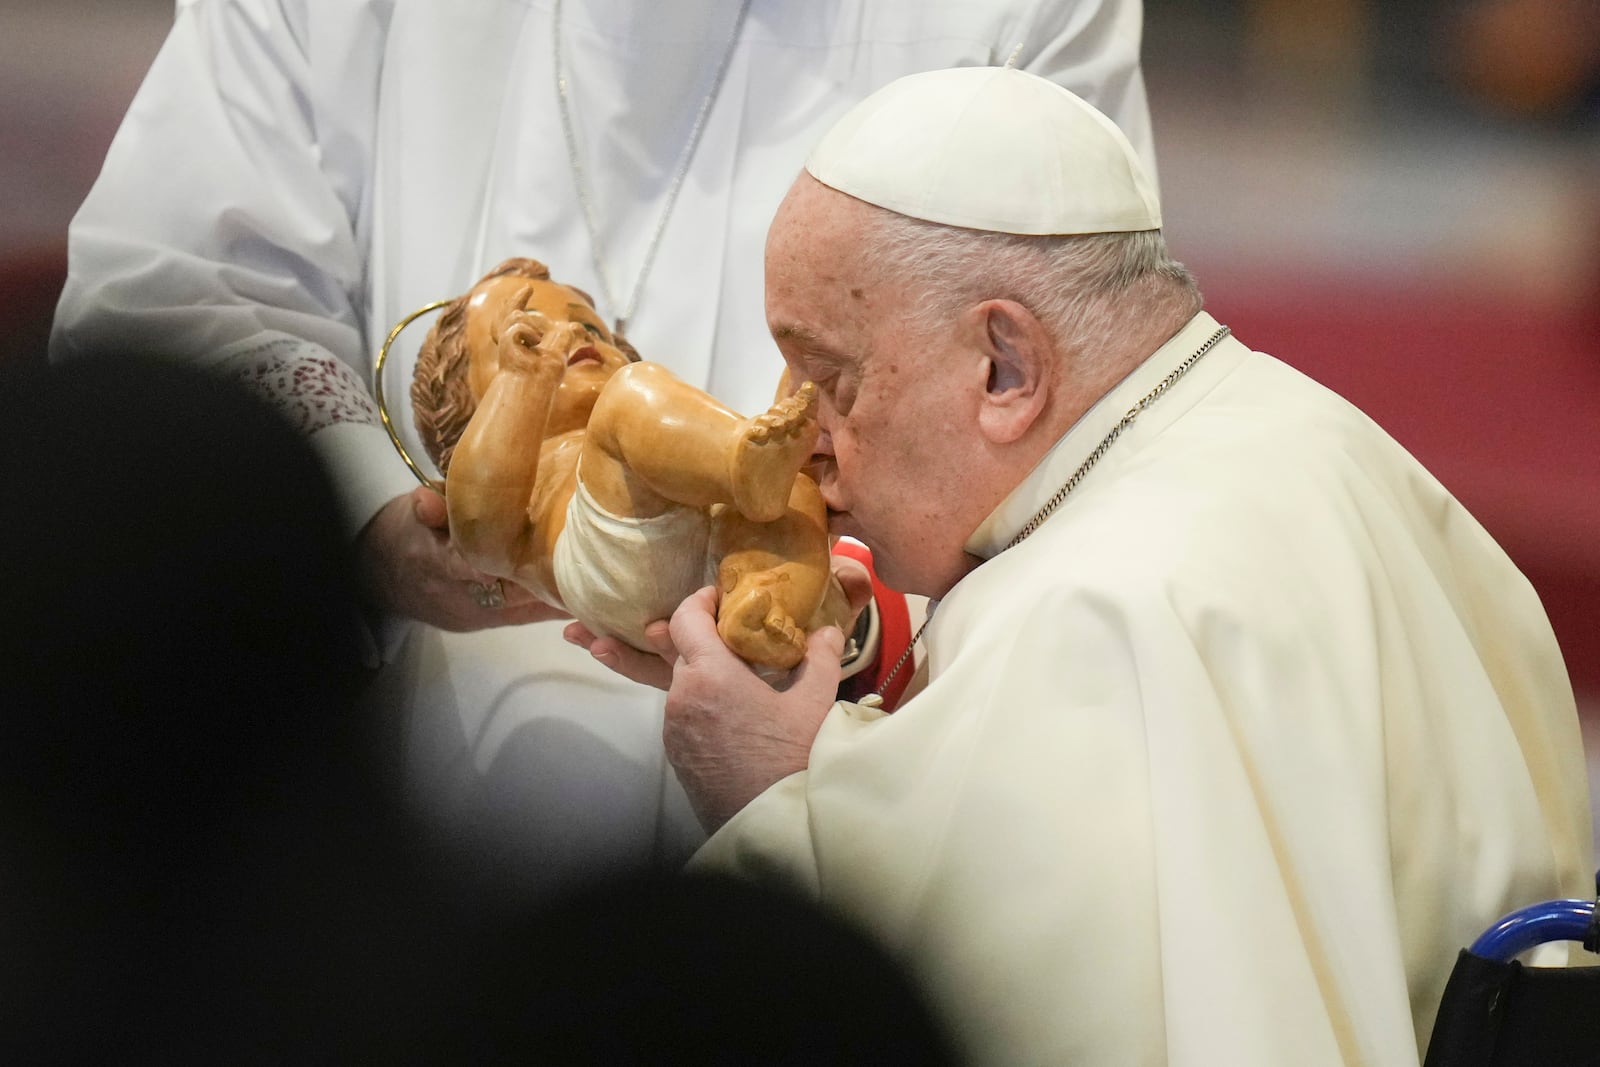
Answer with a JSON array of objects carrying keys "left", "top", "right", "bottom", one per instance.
[{"left": 805, "top": 65, "right": 1161, "bottom": 235}]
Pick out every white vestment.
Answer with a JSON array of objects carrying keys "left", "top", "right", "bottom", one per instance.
[
  {"left": 693, "top": 312, "right": 1595, "bottom": 1064},
  {"left": 51, "top": 0, "right": 1155, "bottom": 889}
]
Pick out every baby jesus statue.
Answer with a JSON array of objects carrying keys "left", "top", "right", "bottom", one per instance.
[{"left": 408, "top": 257, "right": 850, "bottom": 670}]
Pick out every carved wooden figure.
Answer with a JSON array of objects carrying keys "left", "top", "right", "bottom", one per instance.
[{"left": 410, "top": 258, "right": 847, "bottom": 669}]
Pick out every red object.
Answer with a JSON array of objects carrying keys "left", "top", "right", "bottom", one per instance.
[
  {"left": 0, "top": 241, "right": 67, "bottom": 371},
  {"left": 832, "top": 539, "right": 915, "bottom": 711}
]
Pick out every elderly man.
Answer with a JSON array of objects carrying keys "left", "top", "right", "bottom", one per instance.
[{"left": 597, "top": 66, "right": 1597, "bottom": 1064}]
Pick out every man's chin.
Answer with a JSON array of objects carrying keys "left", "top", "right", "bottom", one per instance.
[{"left": 826, "top": 517, "right": 892, "bottom": 580}]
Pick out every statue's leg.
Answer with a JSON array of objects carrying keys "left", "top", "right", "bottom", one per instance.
[
  {"left": 710, "top": 474, "right": 833, "bottom": 670},
  {"left": 726, "top": 382, "right": 819, "bottom": 523},
  {"left": 581, "top": 363, "right": 818, "bottom": 523}
]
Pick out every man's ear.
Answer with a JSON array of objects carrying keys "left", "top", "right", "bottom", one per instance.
[{"left": 974, "top": 299, "right": 1052, "bottom": 445}]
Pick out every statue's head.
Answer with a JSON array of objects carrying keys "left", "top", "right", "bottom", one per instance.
[{"left": 411, "top": 257, "right": 639, "bottom": 474}]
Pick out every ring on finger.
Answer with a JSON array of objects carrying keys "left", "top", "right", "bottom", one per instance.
[{"left": 468, "top": 579, "right": 506, "bottom": 610}]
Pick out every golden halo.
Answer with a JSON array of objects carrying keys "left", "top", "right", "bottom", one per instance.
[{"left": 373, "top": 299, "right": 451, "bottom": 488}]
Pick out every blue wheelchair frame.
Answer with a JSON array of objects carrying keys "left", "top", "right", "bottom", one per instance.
[
  {"left": 1422, "top": 875, "right": 1600, "bottom": 1066},
  {"left": 1470, "top": 896, "right": 1600, "bottom": 963}
]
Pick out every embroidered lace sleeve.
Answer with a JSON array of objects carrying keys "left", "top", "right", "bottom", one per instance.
[{"left": 216, "top": 334, "right": 382, "bottom": 437}]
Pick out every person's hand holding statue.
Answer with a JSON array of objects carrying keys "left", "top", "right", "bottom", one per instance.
[
  {"left": 355, "top": 484, "right": 567, "bottom": 632},
  {"left": 659, "top": 585, "right": 847, "bottom": 832}
]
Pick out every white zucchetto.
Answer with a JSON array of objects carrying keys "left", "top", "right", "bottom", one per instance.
[{"left": 805, "top": 65, "right": 1161, "bottom": 236}]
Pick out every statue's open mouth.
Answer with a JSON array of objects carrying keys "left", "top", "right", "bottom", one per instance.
[{"left": 567, "top": 345, "right": 601, "bottom": 366}]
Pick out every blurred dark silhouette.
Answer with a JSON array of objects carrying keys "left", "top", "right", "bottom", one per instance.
[
  {"left": 0, "top": 354, "right": 958, "bottom": 1063},
  {"left": 0, "top": 352, "right": 414, "bottom": 1060},
  {"left": 420, "top": 870, "right": 964, "bottom": 1066}
]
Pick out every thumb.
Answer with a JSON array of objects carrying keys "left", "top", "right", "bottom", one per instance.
[
  {"left": 411, "top": 484, "right": 448, "bottom": 529},
  {"left": 667, "top": 586, "right": 726, "bottom": 665},
  {"left": 787, "top": 624, "right": 845, "bottom": 703}
]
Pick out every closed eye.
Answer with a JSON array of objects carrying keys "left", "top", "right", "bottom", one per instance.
[
  {"left": 796, "top": 369, "right": 836, "bottom": 402},
  {"left": 820, "top": 368, "right": 861, "bottom": 415}
]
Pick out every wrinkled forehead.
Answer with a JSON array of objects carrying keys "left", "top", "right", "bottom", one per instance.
[
  {"left": 768, "top": 180, "right": 878, "bottom": 303},
  {"left": 767, "top": 179, "right": 903, "bottom": 358},
  {"left": 767, "top": 175, "right": 859, "bottom": 262}
]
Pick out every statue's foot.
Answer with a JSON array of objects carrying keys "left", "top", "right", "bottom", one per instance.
[
  {"left": 728, "top": 382, "right": 818, "bottom": 523},
  {"left": 719, "top": 584, "right": 807, "bottom": 670}
]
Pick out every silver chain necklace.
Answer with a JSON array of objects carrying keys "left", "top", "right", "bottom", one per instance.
[
  {"left": 552, "top": 0, "right": 753, "bottom": 334},
  {"left": 862, "top": 326, "right": 1232, "bottom": 708}
]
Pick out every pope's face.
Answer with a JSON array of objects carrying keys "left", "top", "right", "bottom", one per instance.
[
  {"left": 765, "top": 178, "right": 988, "bottom": 598},
  {"left": 464, "top": 274, "right": 633, "bottom": 433}
]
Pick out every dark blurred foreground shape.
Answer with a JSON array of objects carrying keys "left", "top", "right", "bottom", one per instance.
[
  {"left": 0, "top": 353, "right": 402, "bottom": 1060},
  {"left": 0, "top": 355, "right": 958, "bottom": 1064},
  {"left": 424, "top": 870, "right": 964, "bottom": 1066}
]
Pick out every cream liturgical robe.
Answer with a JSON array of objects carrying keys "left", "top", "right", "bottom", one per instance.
[
  {"left": 694, "top": 312, "right": 1594, "bottom": 1065},
  {"left": 52, "top": 0, "right": 1154, "bottom": 889}
]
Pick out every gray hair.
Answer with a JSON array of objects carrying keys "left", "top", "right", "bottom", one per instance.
[{"left": 857, "top": 212, "right": 1203, "bottom": 375}]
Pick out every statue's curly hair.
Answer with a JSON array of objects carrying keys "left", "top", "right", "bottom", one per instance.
[{"left": 409, "top": 257, "right": 641, "bottom": 475}]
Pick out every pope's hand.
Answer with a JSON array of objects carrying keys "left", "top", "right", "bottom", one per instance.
[
  {"left": 564, "top": 618, "right": 679, "bottom": 690},
  {"left": 564, "top": 553, "right": 874, "bottom": 691},
  {"left": 662, "top": 585, "right": 843, "bottom": 832},
  {"left": 354, "top": 485, "right": 566, "bottom": 631}
]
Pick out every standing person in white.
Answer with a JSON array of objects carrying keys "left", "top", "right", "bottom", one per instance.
[
  {"left": 641, "top": 67, "right": 1596, "bottom": 1063},
  {"left": 52, "top": 0, "right": 1158, "bottom": 892}
]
